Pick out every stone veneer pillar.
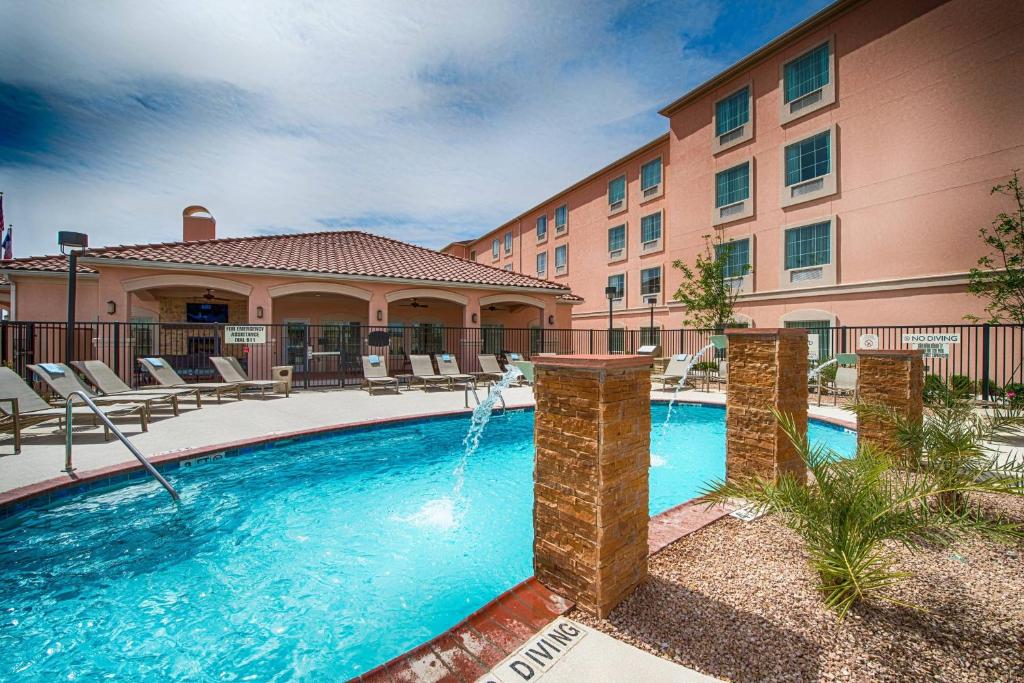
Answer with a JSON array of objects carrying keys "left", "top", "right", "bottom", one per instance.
[
  {"left": 855, "top": 349, "right": 924, "bottom": 459},
  {"left": 533, "top": 354, "right": 651, "bottom": 618},
  {"left": 725, "top": 328, "right": 809, "bottom": 483}
]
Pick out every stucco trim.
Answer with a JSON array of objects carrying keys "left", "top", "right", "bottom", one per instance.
[
  {"left": 121, "top": 273, "right": 253, "bottom": 297},
  {"left": 267, "top": 282, "right": 372, "bottom": 301},
  {"left": 479, "top": 293, "right": 546, "bottom": 309},
  {"left": 780, "top": 308, "right": 838, "bottom": 326},
  {"left": 385, "top": 288, "right": 468, "bottom": 305}
]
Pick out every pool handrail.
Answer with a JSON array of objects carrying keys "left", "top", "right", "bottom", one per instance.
[
  {"left": 64, "top": 390, "right": 180, "bottom": 501},
  {"left": 464, "top": 382, "right": 506, "bottom": 414}
]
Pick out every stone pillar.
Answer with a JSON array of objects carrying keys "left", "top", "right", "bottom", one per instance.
[
  {"left": 533, "top": 355, "right": 650, "bottom": 618},
  {"left": 725, "top": 328, "right": 809, "bottom": 483},
  {"left": 856, "top": 350, "right": 924, "bottom": 459}
]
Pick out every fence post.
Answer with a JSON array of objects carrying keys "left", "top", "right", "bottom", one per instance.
[
  {"left": 589, "top": 329, "right": 593, "bottom": 354},
  {"left": 982, "top": 324, "right": 991, "bottom": 401},
  {"left": 839, "top": 326, "right": 847, "bottom": 354},
  {"left": 113, "top": 323, "right": 121, "bottom": 376}
]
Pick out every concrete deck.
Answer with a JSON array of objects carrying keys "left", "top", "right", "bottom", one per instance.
[{"left": 0, "top": 386, "right": 859, "bottom": 496}]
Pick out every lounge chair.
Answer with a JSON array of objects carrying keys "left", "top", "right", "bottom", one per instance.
[
  {"left": 210, "top": 356, "right": 287, "bottom": 399},
  {"left": 72, "top": 359, "right": 202, "bottom": 409},
  {"left": 138, "top": 357, "right": 242, "bottom": 402},
  {"left": 436, "top": 353, "right": 475, "bottom": 388},
  {"left": 361, "top": 355, "right": 399, "bottom": 395},
  {"left": 0, "top": 367, "right": 146, "bottom": 453},
  {"left": 408, "top": 355, "right": 452, "bottom": 391},
  {"left": 29, "top": 363, "right": 176, "bottom": 418},
  {"left": 651, "top": 354, "right": 692, "bottom": 390},
  {"left": 474, "top": 354, "right": 506, "bottom": 384},
  {"left": 714, "top": 360, "right": 728, "bottom": 391},
  {"left": 819, "top": 366, "right": 858, "bottom": 406},
  {"left": 510, "top": 360, "right": 534, "bottom": 385}
]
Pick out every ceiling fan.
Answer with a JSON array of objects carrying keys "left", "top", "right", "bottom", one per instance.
[
  {"left": 398, "top": 298, "right": 430, "bottom": 308},
  {"left": 485, "top": 304, "right": 506, "bottom": 312},
  {"left": 194, "top": 288, "right": 230, "bottom": 302}
]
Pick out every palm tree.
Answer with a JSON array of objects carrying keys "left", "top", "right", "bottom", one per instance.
[{"left": 703, "top": 410, "right": 1023, "bottom": 617}]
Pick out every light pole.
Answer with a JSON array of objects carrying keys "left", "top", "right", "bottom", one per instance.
[
  {"left": 58, "top": 231, "right": 89, "bottom": 365},
  {"left": 605, "top": 285, "right": 617, "bottom": 353},
  {"left": 648, "top": 297, "right": 655, "bottom": 344}
]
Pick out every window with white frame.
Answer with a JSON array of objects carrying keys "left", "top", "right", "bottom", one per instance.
[
  {"left": 536, "top": 215, "right": 547, "bottom": 242},
  {"left": 640, "top": 265, "right": 662, "bottom": 302},
  {"left": 713, "top": 161, "right": 753, "bottom": 225},
  {"left": 607, "top": 224, "right": 626, "bottom": 261},
  {"left": 536, "top": 251, "right": 547, "bottom": 275},
  {"left": 554, "top": 244, "right": 568, "bottom": 274},
  {"left": 640, "top": 158, "right": 662, "bottom": 199},
  {"left": 714, "top": 86, "right": 751, "bottom": 151},
  {"left": 714, "top": 238, "right": 751, "bottom": 280},
  {"left": 607, "top": 273, "right": 625, "bottom": 302},
  {"left": 781, "top": 218, "right": 835, "bottom": 288},
  {"left": 503, "top": 264, "right": 513, "bottom": 271},
  {"left": 504, "top": 231, "right": 513, "bottom": 254},
  {"left": 781, "top": 127, "right": 837, "bottom": 206},
  {"left": 491, "top": 238, "right": 499, "bottom": 259},
  {"left": 640, "top": 211, "right": 662, "bottom": 251},
  {"left": 608, "top": 175, "right": 626, "bottom": 213},
  {"left": 640, "top": 326, "right": 661, "bottom": 346},
  {"left": 781, "top": 40, "right": 835, "bottom": 122},
  {"left": 555, "top": 204, "right": 568, "bottom": 233}
]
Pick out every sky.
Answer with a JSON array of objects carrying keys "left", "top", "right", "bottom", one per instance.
[{"left": 0, "top": 0, "right": 832, "bottom": 257}]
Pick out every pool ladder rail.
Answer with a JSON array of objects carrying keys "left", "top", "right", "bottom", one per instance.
[
  {"left": 64, "top": 390, "right": 180, "bottom": 501},
  {"left": 464, "top": 381, "right": 507, "bottom": 414}
]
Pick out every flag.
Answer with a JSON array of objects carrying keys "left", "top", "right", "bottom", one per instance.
[{"left": 2, "top": 226, "right": 11, "bottom": 260}]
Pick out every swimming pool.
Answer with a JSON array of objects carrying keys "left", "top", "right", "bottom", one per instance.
[{"left": 0, "top": 404, "right": 855, "bottom": 681}]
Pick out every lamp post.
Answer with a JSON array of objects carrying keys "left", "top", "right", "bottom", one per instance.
[
  {"left": 648, "top": 297, "right": 655, "bottom": 344},
  {"left": 605, "top": 285, "right": 617, "bottom": 354},
  {"left": 58, "top": 231, "right": 89, "bottom": 365}
]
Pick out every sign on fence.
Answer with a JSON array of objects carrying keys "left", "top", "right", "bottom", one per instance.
[
  {"left": 914, "top": 342, "right": 949, "bottom": 358},
  {"left": 807, "top": 335, "right": 820, "bottom": 359},
  {"left": 901, "top": 333, "right": 961, "bottom": 345},
  {"left": 858, "top": 333, "right": 879, "bottom": 350},
  {"left": 225, "top": 325, "right": 267, "bottom": 344}
]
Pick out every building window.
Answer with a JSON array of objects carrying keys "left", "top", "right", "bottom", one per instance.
[
  {"left": 503, "top": 264, "right": 513, "bottom": 271},
  {"left": 608, "top": 175, "right": 627, "bottom": 213},
  {"left": 491, "top": 239, "right": 499, "bottom": 259},
  {"left": 784, "top": 42, "right": 830, "bottom": 105},
  {"left": 536, "top": 215, "right": 547, "bottom": 242},
  {"left": 784, "top": 319, "right": 831, "bottom": 362},
  {"left": 715, "top": 162, "right": 750, "bottom": 208},
  {"left": 640, "top": 158, "right": 662, "bottom": 199},
  {"left": 537, "top": 251, "right": 547, "bottom": 275},
  {"left": 470, "top": 249, "right": 476, "bottom": 261},
  {"left": 640, "top": 266, "right": 662, "bottom": 301},
  {"left": 608, "top": 224, "right": 626, "bottom": 261},
  {"left": 640, "top": 326, "right": 661, "bottom": 346},
  {"left": 785, "top": 131, "right": 830, "bottom": 187},
  {"left": 780, "top": 40, "right": 835, "bottom": 123},
  {"left": 610, "top": 328, "right": 626, "bottom": 354},
  {"left": 716, "top": 87, "right": 749, "bottom": 136},
  {"left": 504, "top": 232, "right": 513, "bottom": 254},
  {"left": 607, "top": 273, "right": 625, "bottom": 301},
  {"left": 785, "top": 221, "right": 830, "bottom": 270},
  {"left": 555, "top": 204, "right": 568, "bottom": 233},
  {"left": 554, "top": 244, "right": 568, "bottom": 274},
  {"left": 715, "top": 238, "right": 751, "bottom": 279},
  {"left": 640, "top": 212, "right": 662, "bottom": 250}
]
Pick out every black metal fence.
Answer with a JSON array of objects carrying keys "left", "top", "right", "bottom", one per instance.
[{"left": 1, "top": 321, "right": 1021, "bottom": 398}]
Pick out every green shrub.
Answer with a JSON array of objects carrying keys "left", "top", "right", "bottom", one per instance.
[{"left": 692, "top": 360, "right": 719, "bottom": 371}]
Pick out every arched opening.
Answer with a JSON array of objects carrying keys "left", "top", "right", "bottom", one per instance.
[{"left": 478, "top": 294, "right": 548, "bottom": 356}]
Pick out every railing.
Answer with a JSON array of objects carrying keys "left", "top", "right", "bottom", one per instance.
[
  {"left": 3, "top": 321, "right": 1022, "bottom": 400},
  {"left": 64, "top": 390, "right": 180, "bottom": 501}
]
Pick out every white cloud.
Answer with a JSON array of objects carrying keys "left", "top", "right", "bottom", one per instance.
[{"left": 0, "top": 0, "right": 732, "bottom": 255}]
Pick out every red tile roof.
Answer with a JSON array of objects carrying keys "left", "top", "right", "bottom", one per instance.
[{"left": 0, "top": 231, "right": 570, "bottom": 292}]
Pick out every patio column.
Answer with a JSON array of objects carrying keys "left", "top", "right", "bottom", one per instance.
[
  {"left": 725, "top": 328, "right": 808, "bottom": 483},
  {"left": 533, "top": 354, "right": 650, "bottom": 618},
  {"left": 856, "top": 349, "right": 924, "bottom": 462},
  {"left": 95, "top": 275, "right": 133, "bottom": 382},
  {"left": 461, "top": 293, "right": 482, "bottom": 372},
  {"left": 248, "top": 283, "right": 272, "bottom": 325},
  {"left": 369, "top": 291, "right": 388, "bottom": 329}
]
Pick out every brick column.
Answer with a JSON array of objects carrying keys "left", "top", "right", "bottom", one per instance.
[
  {"left": 533, "top": 354, "right": 650, "bottom": 618},
  {"left": 725, "top": 328, "right": 808, "bottom": 483},
  {"left": 856, "top": 349, "right": 924, "bottom": 460}
]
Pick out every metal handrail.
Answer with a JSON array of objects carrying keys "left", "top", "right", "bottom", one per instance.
[
  {"left": 64, "top": 390, "right": 180, "bottom": 501},
  {"left": 463, "top": 381, "right": 506, "bottom": 413}
]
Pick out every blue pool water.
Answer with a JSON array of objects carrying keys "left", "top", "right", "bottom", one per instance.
[{"left": 0, "top": 404, "right": 855, "bottom": 681}]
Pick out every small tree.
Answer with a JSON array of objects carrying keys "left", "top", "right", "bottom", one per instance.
[
  {"left": 966, "top": 170, "right": 1024, "bottom": 323},
  {"left": 672, "top": 233, "right": 749, "bottom": 329}
]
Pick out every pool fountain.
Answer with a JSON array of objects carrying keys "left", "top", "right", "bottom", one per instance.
[
  {"left": 455, "top": 365, "right": 523, "bottom": 496},
  {"left": 662, "top": 335, "right": 727, "bottom": 430}
]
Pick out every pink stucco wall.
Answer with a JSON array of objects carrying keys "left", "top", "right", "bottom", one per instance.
[{"left": 456, "top": 0, "right": 1022, "bottom": 330}]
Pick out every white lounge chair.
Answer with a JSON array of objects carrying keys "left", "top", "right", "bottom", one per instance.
[
  {"left": 819, "top": 366, "right": 858, "bottom": 406},
  {"left": 73, "top": 359, "right": 202, "bottom": 408},
  {"left": 138, "top": 357, "right": 242, "bottom": 403},
  {"left": 210, "top": 356, "right": 286, "bottom": 399},
  {"left": 361, "top": 355, "right": 399, "bottom": 395},
  {"left": 408, "top": 355, "right": 452, "bottom": 391},
  {"left": 651, "top": 354, "right": 692, "bottom": 390},
  {"left": 436, "top": 354, "right": 475, "bottom": 388}
]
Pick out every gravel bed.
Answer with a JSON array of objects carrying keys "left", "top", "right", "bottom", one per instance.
[{"left": 573, "top": 493, "right": 1024, "bottom": 682}]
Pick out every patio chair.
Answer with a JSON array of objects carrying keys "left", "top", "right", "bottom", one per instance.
[
  {"left": 651, "top": 354, "right": 692, "bottom": 391},
  {"left": 210, "top": 356, "right": 287, "bottom": 399},
  {"left": 138, "top": 357, "right": 242, "bottom": 402},
  {"left": 29, "top": 362, "right": 175, "bottom": 419},
  {"left": 436, "top": 353, "right": 475, "bottom": 388},
  {"left": 408, "top": 355, "right": 452, "bottom": 391},
  {"left": 361, "top": 355, "right": 399, "bottom": 395},
  {"left": 714, "top": 360, "right": 728, "bottom": 391},
  {"left": 72, "top": 360, "right": 202, "bottom": 409},
  {"left": 474, "top": 354, "right": 506, "bottom": 385},
  {"left": 510, "top": 360, "right": 535, "bottom": 385},
  {"left": 819, "top": 366, "right": 858, "bottom": 406},
  {"left": 0, "top": 367, "right": 146, "bottom": 453}
]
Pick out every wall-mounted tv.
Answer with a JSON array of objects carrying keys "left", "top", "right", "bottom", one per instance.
[{"left": 186, "top": 303, "right": 229, "bottom": 324}]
